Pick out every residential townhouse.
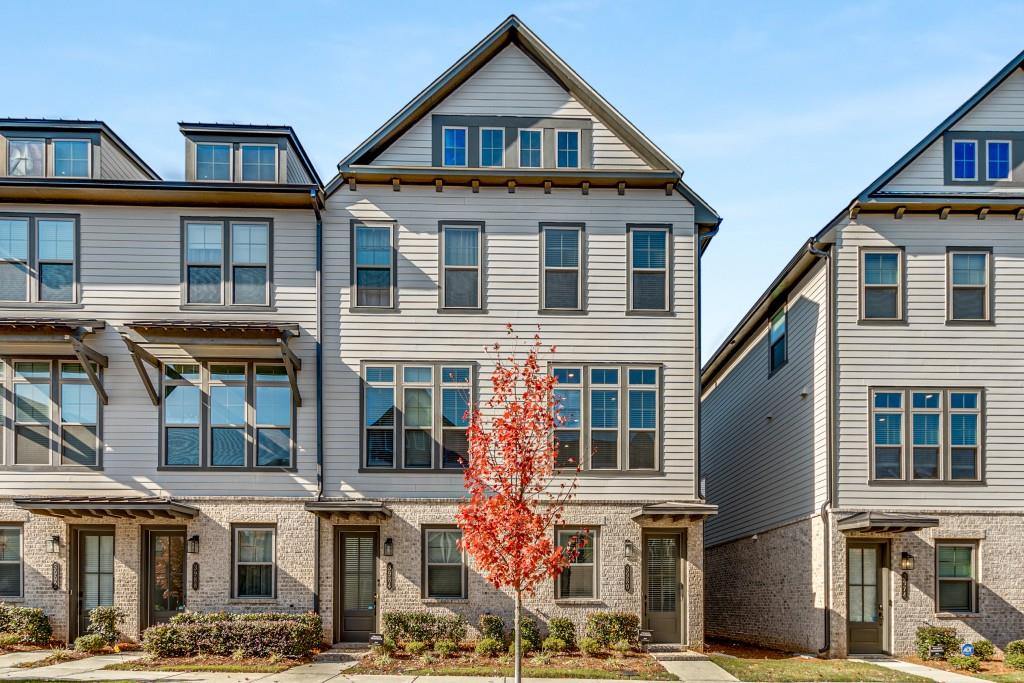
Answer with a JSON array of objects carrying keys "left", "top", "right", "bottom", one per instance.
[
  {"left": 0, "top": 15, "right": 720, "bottom": 648},
  {"left": 701, "top": 49, "right": 1024, "bottom": 657}
]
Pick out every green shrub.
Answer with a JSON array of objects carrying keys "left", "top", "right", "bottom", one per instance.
[
  {"left": 373, "top": 636, "right": 397, "bottom": 656},
  {"left": 434, "top": 639, "right": 458, "bottom": 658},
  {"left": 1007, "top": 640, "right": 1024, "bottom": 657},
  {"left": 914, "top": 625, "right": 961, "bottom": 659},
  {"left": 520, "top": 617, "right": 542, "bottom": 653},
  {"left": 476, "top": 637, "right": 503, "bottom": 657},
  {"left": 478, "top": 614, "right": 505, "bottom": 642},
  {"left": 543, "top": 636, "right": 568, "bottom": 653},
  {"left": 1006, "top": 652, "right": 1024, "bottom": 671},
  {"left": 585, "top": 612, "right": 640, "bottom": 648},
  {"left": 972, "top": 640, "right": 995, "bottom": 661},
  {"left": 382, "top": 612, "right": 465, "bottom": 645},
  {"left": 87, "top": 606, "right": 125, "bottom": 645},
  {"left": 435, "top": 615, "right": 468, "bottom": 643},
  {"left": 406, "top": 641, "right": 428, "bottom": 656},
  {"left": 0, "top": 633, "right": 21, "bottom": 648},
  {"left": 548, "top": 617, "right": 576, "bottom": 649},
  {"left": 74, "top": 633, "right": 107, "bottom": 653},
  {"left": 578, "top": 636, "right": 601, "bottom": 656},
  {"left": 611, "top": 639, "right": 634, "bottom": 655},
  {"left": 947, "top": 655, "right": 981, "bottom": 672},
  {"left": 142, "top": 612, "right": 322, "bottom": 659},
  {"left": 0, "top": 604, "right": 52, "bottom": 644}
]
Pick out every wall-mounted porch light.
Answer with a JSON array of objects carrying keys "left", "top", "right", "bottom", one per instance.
[
  {"left": 900, "top": 552, "right": 915, "bottom": 571},
  {"left": 46, "top": 535, "right": 60, "bottom": 554},
  {"left": 187, "top": 535, "right": 200, "bottom": 554},
  {"left": 383, "top": 538, "right": 394, "bottom": 557}
]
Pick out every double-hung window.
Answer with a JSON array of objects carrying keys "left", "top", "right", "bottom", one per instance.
[
  {"left": 629, "top": 226, "right": 670, "bottom": 312},
  {"left": 0, "top": 528, "right": 21, "bottom": 598},
  {"left": 870, "top": 388, "right": 982, "bottom": 482},
  {"left": 987, "top": 140, "right": 1011, "bottom": 181},
  {"left": 556, "top": 528, "right": 596, "bottom": 599},
  {"left": 936, "top": 543, "right": 976, "bottom": 613},
  {"left": 184, "top": 219, "right": 271, "bottom": 306},
  {"left": 769, "top": 308, "right": 787, "bottom": 373},
  {"left": 234, "top": 526, "right": 275, "bottom": 599},
  {"left": 7, "top": 139, "right": 44, "bottom": 177},
  {"left": 52, "top": 140, "right": 90, "bottom": 178},
  {"left": 195, "top": 143, "right": 232, "bottom": 181},
  {"left": 423, "top": 527, "right": 466, "bottom": 599},
  {"left": 363, "top": 363, "right": 473, "bottom": 470},
  {"left": 952, "top": 140, "right": 977, "bottom": 180},
  {"left": 861, "top": 249, "right": 902, "bottom": 320},
  {"left": 442, "top": 127, "right": 467, "bottom": 167},
  {"left": 162, "top": 362, "right": 293, "bottom": 469},
  {"left": 480, "top": 128, "right": 504, "bottom": 167},
  {"left": 240, "top": 144, "right": 277, "bottom": 182},
  {"left": 353, "top": 223, "right": 394, "bottom": 308},
  {"left": 0, "top": 215, "right": 77, "bottom": 303},
  {"left": 556, "top": 130, "right": 579, "bottom": 168},
  {"left": 8, "top": 359, "right": 101, "bottom": 467},
  {"left": 519, "top": 129, "right": 542, "bottom": 168},
  {"left": 948, "top": 250, "right": 990, "bottom": 321},
  {"left": 553, "top": 365, "right": 660, "bottom": 471},
  {"left": 541, "top": 224, "right": 582, "bottom": 311},
  {"left": 441, "top": 223, "right": 483, "bottom": 310}
]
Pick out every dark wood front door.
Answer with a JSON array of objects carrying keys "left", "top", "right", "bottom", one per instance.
[
  {"left": 336, "top": 530, "right": 378, "bottom": 643},
  {"left": 144, "top": 529, "right": 186, "bottom": 628},
  {"left": 643, "top": 532, "right": 683, "bottom": 644},
  {"left": 72, "top": 528, "right": 115, "bottom": 640},
  {"left": 847, "top": 543, "right": 886, "bottom": 654}
]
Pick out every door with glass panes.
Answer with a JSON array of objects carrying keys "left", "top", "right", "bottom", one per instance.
[
  {"left": 72, "top": 528, "right": 115, "bottom": 640},
  {"left": 847, "top": 543, "right": 887, "bottom": 654}
]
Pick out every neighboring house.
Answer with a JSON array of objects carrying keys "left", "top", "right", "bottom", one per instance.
[
  {"left": 0, "top": 119, "right": 323, "bottom": 641},
  {"left": 317, "top": 15, "right": 719, "bottom": 647},
  {"left": 701, "top": 49, "right": 1024, "bottom": 657}
]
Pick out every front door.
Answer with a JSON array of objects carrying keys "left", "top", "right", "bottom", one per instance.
[
  {"left": 144, "top": 529, "right": 186, "bottom": 628},
  {"left": 74, "top": 529, "right": 115, "bottom": 639},
  {"left": 643, "top": 532, "right": 683, "bottom": 644},
  {"left": 336, "top": 530, "right": 378, "bottom": 643},
  {"left": 848, "top": 543, "right": 886, "bottom": 654}
]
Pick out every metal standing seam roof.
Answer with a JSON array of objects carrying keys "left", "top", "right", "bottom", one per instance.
[
  {"left": 178, "top": 121, "right": 324, "bottom": 187},
  {"left": 13, "top": 496, "right": 198, "bottom": 519}
]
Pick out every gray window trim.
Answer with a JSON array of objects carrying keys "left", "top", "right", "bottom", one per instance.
[
  {"left": 554, "top": 526, "right": 599, "bottom": 600},
  {"left": 539, "top": 222, "right": 585, "bottom": 313},
  {"left": 438, "top": 221, "right": 485, "bottom": 312},
  {"left": 350, "top": 220, "right": 397, "bottom": 312},
  {"left": 360, "top": 361, "right": 475, "bottom": 472},
  {"left": 768, "top": 305, "right": 787, "bottom": 375},
  {"left": 180, "top": 217, "right": 274, "bottom": 309},
  {"left": 421, "top": 525, "right": 468, "bottom": 600},
  {"left": 431, "top": 115, "right": 593, "bottom": 170},
  {"left": 231, "top": 523, "right": 277, "bottom": 600},
  {"left": 0, "top": 212, "right": 81, "bottom": 305},
  {"left": 551, "top": 362, "right": 662, "bottom": 473},
  {"left": 946, "top": 247, "right": 993, "bottom": 324},
  {"left": 943, "top": 131, "right": 1024, "bottom": 187},
  {"left": 0, "top": 525, "right": 23, "bottom": 599},
  {"left": 858, "top": 246, "right": 905, "bottom": 323},
  {"left": 868, "top": 387, "right": 984, "bottom": 485},
  {"left": 935, "top": 540, "right": 978, "bottom": 614},
  {"left": 626, "top": 224, "right": 672, "bottom": 314},
  {"left": 2, "top": 357, "right": 103, "bottom": 470},
  {"left": 159, "top": 360, "right": 296, "bottom": 472},
  {"left": 3, "top": 135, "right": 98, "bottom": 179}
]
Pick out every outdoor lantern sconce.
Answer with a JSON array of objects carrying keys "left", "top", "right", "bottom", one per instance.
[
  {"left": 46, "top": 535, "right": 60, "bottom": 554},
  {"left": 383, "top": 538, "right": 394, "bottom": 557},
  {"left": 624, "top": 540, "right": 638, "bottom": 562},
  {"left": 187, "top": 535, "right": 200, "bottom": 554},
  {"left": 900, "top": 552, "right": 915, "bottom": 571}
]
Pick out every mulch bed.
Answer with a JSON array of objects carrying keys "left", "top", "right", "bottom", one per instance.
[
  {"left": 706, "top": 638, "right": 804, "bottom": 660},
  {"left": 904, "top": 654, "right": 1019, "bottom": 675}
]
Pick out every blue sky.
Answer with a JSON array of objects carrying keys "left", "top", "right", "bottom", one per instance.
[{"left": 8, "top": 1, "right": 1024, "bottom": 359}]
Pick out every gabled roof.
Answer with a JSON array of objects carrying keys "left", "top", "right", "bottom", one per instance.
[
  {"left": 337, "top": 15, "right": 682, "bottom": 175},
  {"left": 178, "top": 121, "right": 323, "bottom": 187},
  {"left": 0, "top": 118, "right": 161, "bottom": 180}
]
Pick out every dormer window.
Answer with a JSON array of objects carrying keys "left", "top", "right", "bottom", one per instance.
[
  {"left": 952, "top": 140, "right": 977, "bottom": 180},
  {"left": 480, "top": 128, "right": 504, "bottom": 167},
  {"left": 7, "top": 140, "right": 44, "bottom": 177},
  {"left": 196, "top": 143, "right": 232, "bottom": 181},
  {"left": 442, "top": 127, "right": 467, "bottom": 167},
  {"left": 240, "top": 144, "right": 277, "bottom": 182},
  {"left": 519, "top": 129, "right": 542, "bottom": 168},
  {"left": 987, "top": 140, "right": 1011, "bottom": 181},
  {"left": 53, "top": 140, "right": 90, "bottom": 177},
  {"left": 556, "top": 130, "right": 579, "bottom": 169}
]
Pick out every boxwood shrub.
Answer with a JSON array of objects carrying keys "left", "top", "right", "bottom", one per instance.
[
  {"left": 585, "top": 611, "right": 639, "bottom": 647},
  {"left": 142, "top": 611, "right": 322, "bottom": 659},
  {"left": 0, "top": 603, "right": 52, "bottom": 644},
  {"left": 381, "top": 611, "right": 466, "bottom": 645},
  {"left": 914, "top": 625, "right": 961, "bottom": 659}
]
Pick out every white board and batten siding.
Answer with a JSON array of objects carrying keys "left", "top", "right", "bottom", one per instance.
[
  {"left": 834, "top": 213, "right": 1024, "bottom": 509},
  {"left": 0, "top": 203, "right": 318, "bottom": 498},
  {"left": 371, "top": 44, "right": 652, "bottom": 170},
  {"left": 701, "top": 260, "right": 830, "bottom": 546},
  {"left": 323, "top": 185, "right": 697, "bottom": 501}
]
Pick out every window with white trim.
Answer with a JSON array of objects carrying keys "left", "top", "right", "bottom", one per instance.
[
  {"left": 424, "top": 527, "right": 465, "bottom": 599},
  {"left": 861, "top": 249, "right": 902, "bottom": 320},
  {"left": 948, "top": 250, "right": 990, "bottom": 321},
  {"left": 0, "top": 215, "right": 77, "bottom": 303},
  {"left": 7, "top": 139, "right": 44, "bottom": 177},
  {"left": 629, "top": 227, "right": 669, "bottom": 311},
  {"left": 987, "top": 140, "right": 1011, "bottom": 181},
  {"left": 195, "top": 143, "right": 232, "bottom": 181},
  {"left": 5, "top": 138, "right": 91, "bottom": 178},
  {"left": 240, "top": 144, "right": 277, "bottom": 182},
  {"left": 184, "top": 219, "right": 271, "bottom": 306},
  {"left": 441, "top": 224, "right": 482, "bottom": 309},
  {"left": 480, "top": 128, "right": 504, "bottom": 167},
  {"left": 363, "top": 363, "right": 473, "bottom": 470},
  {"left": 541, "top": 225, "right": 582, "bottom": 311},
  {"left": 442, "top": 127, "right": 467, "bottom": 167},
  {"left": 0, "top": 527, "right": 21, "bottom": 598},
  {"left": 519, "top": 129, "right": 542, "bottom": 168},
  {"left": 52, "top": 140, "right": 90, "bottom": 178},
  {"left": 556, "top": 528, "right": 596, "bottom": 599},
  {"left": 233, "top": 526, "right": 275, "bottom": 598},
  {"left": 936, "top": 542, "right": 976, "bottom": 613},
  {"left": 556, "top": 130, "right": 579, "bottom": 168},
  {"left": 353, "top": 223, "right": 393, "bottom": 308},
  {"left": 952, "top": 140, "right": 977, "bottom": 180}
]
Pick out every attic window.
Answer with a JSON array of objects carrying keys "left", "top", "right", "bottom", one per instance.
[
  {"left": 952, "top": 140, "right": 977, "bottom": 181},
  {"left": 53, "top": 140, "right": 90, "bottom": 178},
  {"left": 240, "top": 144, "right": 277, "bottom": 182},
  {"left": 196, "top": 143, "right": 232, "bottom": 181},
  {"left": 556, "top": 130, "right": 579, "bottom": 169},
  {"left": 7, "top": 140, "right": 44, "bottom": 177},
  {"left": 442, "top": 127, "right": 467, "bottom": 167}
]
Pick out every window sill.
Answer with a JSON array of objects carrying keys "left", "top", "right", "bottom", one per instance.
[
  {"left": 157, "top": 465, "right": 297, "bottom": 473},
  {"left": 0, "top": 302, "right": 85, "bottom": 310},
  {"left": 349, "top": 306, "right": 400, "bottom": 314},
  {"left": 945, "top": 319, "right": 995, "bottom": 326},
  {"left": 857, "top": 318, "right": 908, "bottom": 325},
  {"left": 935, "top": 612, "right": 981, "bottom": 620},
  {"left": 0, "top": 464, "right": 102, "bottom": 472},
  {"left": 358, "top": 467, "right": 465, "bottom": 474},
  {"left": 867, "top": 478, "right": 986, "bottom": 486},
  {"left": 180, "top": 304, "right": 278, "bottom": 313},
  {"left": 422, "top": 598, "right": 468, "bottom": 605},
  {"left": 228, "top": 598, "right": 279, "bottom": 604},
  {"left": 625, "top": 310, "right": 674, "bottom": 317},
  {"left": 538, "top": 309, "right": 587, "bottom": 316},
  {"left": 436, "top": 308, "right": 488, "bottom": 315},
  {"left": 554, "top": 599, "right": 604, "bottom": 606}
]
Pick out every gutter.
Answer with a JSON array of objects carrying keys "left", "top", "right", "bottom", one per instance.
[{"left": 309, "top": 188, "right": 324, "bottom": 614}]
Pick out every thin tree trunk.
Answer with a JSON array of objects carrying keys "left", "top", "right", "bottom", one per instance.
[{"left": 514, "top": 588, "right": 522, "bottom": 683}]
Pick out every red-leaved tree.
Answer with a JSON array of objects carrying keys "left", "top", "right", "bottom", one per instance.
[{"left": 456, "top": 325, "right": 583, "bottom": 682}]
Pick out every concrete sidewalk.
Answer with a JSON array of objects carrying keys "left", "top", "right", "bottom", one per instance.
[{"left": 850, "top": 656, "right": 981, "bottom": 683}]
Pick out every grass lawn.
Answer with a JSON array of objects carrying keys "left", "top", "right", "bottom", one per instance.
[
  {"left": 976, "top": 675, "right": 1024, "bottom": 683},
  {"left": 903, "top": 655, "right": 1024, "bottom": 682},
  {"left": 104, "top": 656, "right": 298, "bottom": 674},
  {"left": 706, "top": 640, "right": 929, "bottom": 683}
]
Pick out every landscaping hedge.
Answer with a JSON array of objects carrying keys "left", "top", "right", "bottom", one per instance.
[
  {"left": 143, "top": 612, "right": 322, "bottom": 659},
  {"left": 0, "top": 603, "right": 52, "bottom": 644},
  {"left": 914, "top": 625, "right": 961, "bottom": 659},
  {"left": 585, "top": 611, "right": 639, "bottom": 647},
  {"left": 382, "top": 611, "right": 467, "bottom": 645}
]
